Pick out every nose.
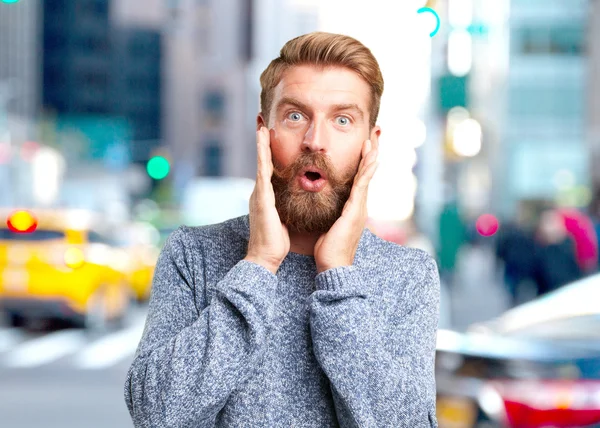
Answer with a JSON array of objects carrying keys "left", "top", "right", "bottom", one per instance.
[{"left": 302, "top": 118, "right": 327, "bottom": 153}]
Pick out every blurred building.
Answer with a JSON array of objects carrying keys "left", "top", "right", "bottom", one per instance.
[
  {"left": 435, "top": 0, "right": 590, "bottom": 221},
  {"left": 500, "top": 0, "right": 589, "bottom": 216},
  {"left": 41, "top": 0, "right": 162, "bottom": 168},
  {"left": 0, "top": 0, "right": 41, "bottom": 120},
  {"left": 589, "top": 0, "right": 600, "bottom": 214},
  {"left": 0, "top": 0, "right": 42, "bottom": 207},
  {"left": 162, "top": 0, "right": 251, "bottom": 191},
  {"left": 111, "top": 16, "right": 162, "bottom": 163},
  {"left": 42, "top": 1, "right": 112, "bottom": 116}
]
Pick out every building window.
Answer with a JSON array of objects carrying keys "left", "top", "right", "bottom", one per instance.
[
  {"left": 509, "top": 84, "right": 584, "bottom": 119},
  {"left": 128, "top": 39, "right": 148, "bottom": 58},
  {"left": 79, "top": 72, "right": 108, "bottom": 89},
  {"left": 204, "top": 90, "right": 225, "bottom": 120},
  {"left": 241, "top": 0, "right": 253, "bottom": 62},
  {"left": 76, "top": 0, "right": 108, "bottom": 17},
  {"left": 76, "top": 35, "right": 109, "bottom": 53},
  {"left": 46, "top": 33, "right": 67, "bottom": 50},
  {"left": 81, "top": 104, "right": 108, "bottom": 114},
  {"left": 45, "top": 68, "right": 66, "bottom": 87},
  {"left": 204, "top": 143, "right": 222, "bottom": 177},
  {"left": 516, "top": 24, "right": 586, "bottom": 55},
  {"left": 46, "top": 0, "right": 66, "bottom": 13},
  {"left": 549, "top": 26, "right": 586, "bottom": 55}
]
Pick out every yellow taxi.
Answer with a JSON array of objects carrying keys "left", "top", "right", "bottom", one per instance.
[
  {"left": 112, "top": 222, "right": 160, "bottom": 302},
  {"left": 0, "top": 208, "right": 131, "bottom": 330}
]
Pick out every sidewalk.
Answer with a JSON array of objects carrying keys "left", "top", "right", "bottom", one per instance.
[{"left": 441, "top": 244, "right": 510, "bottom": 332}]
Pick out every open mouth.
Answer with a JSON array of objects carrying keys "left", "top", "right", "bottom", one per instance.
[
  {"left": 304, "top": 171, "right": 322, "bottom": 181},
  {"left": 298, "top": 168, "right": 327, "bottom": 192}
]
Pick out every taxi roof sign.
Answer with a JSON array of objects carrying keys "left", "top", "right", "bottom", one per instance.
[{"left": 6, "top": 210, "right": 38, "bottom": 233}]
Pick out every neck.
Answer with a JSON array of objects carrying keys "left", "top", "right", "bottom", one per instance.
[{"left": 288, "top": 230, "right": 321, "bottom": 256}]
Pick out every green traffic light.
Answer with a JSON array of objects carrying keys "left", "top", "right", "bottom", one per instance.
[
  {"left": 147, "top": 156, "right": 170, "bottom": 180},
  {"left": 1, "top": 0, "right": 20, "bottom": 4}
]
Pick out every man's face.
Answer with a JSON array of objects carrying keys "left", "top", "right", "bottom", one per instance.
[{"left": 259, "top": 65, "right": 381, "bottom": 234}]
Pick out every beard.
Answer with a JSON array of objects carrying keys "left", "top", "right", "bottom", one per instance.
[{"left": 271, "top": 151, "right": 358, "bottom": 234}]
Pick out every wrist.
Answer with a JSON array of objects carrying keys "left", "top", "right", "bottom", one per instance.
[
  {"left": 316, "top": 261, "right": 352, "bottom": 274},
  {"left": 244, "top": 255, "right": 280, "bottom": 275}
]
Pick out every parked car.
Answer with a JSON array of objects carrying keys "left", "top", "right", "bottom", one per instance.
[
  {"left": 436, "top": 272, "right": 600, "bottom": 428},
  {"left": 0, "top": 208, "right": 131, "bottom": 330},
  {"left": 111, "top": 221, "right": 160, "bottom": 302}
]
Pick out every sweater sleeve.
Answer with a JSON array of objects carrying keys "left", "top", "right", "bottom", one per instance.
[
  {"left": 309, "top": 254, "right": 440, "bottom": 428},
  {"left": 124, "top": 226, "right": 278, "bottom": 428}
]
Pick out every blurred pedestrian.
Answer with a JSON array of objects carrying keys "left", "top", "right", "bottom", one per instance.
[
  {"left": 533, "top": 210, "right": 582, "bottom": 296},
  {"left": 495, "top": 219, "right": 536, "bottom": 307},
  {"left": 555, "top": 207, "right": 599, "bottom": 275},
  {"left": 437, "top": 199, "right": 467, "bottom": 288}
]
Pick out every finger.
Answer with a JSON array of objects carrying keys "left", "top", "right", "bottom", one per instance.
[
  {"left": 362, "top": 139, "right": 372, "bottom": 159},
  {"left": 356, "top": 140, "right": 372, "bottom": 175},
  {"left": 353, "top": 147, "right": 378, "bottom": 186},
  {"left": 256, "top": 127, "right": 272, "bottom": 184},
  {"left": 357, "top": 159, "right": 379, "bottom": 190},
  {"left": 349, "top": 153, "right": 378, "bottom": 206},
  {"left": 256, "top": 128, "right": 265, "bottom": 178}
]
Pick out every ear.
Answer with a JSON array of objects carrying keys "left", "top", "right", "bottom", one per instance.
[
  {"left": 257, "top": 113, "right": 267, "bottom": 131},
  {"left": 369, "top": 126, "right": 381, "bottom": 150}
]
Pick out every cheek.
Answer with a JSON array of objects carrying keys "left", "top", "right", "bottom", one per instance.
[
  {"left": 336, "top": 145, "right": 363, "bottom": 171},
  {"left": 270, "top": 128, "right": 301, "bottom": 168}
]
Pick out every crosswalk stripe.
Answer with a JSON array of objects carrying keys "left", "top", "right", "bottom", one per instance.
[
  {"left": 4, "top": 330, "right": 87, "bottom": 368},
  {"left": 73, "top": 322, "right": 145, "bottom": 370},
  {"left": 0, "top": 328, "right": 26, "bottom": 353}
]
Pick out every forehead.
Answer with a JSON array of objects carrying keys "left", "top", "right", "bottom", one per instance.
[{"left": 272, "top": 65, "right": 371, "bottom": 112}]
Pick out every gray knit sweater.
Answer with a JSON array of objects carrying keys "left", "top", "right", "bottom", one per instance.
[{"left": 124, "top": 215, "right": 440, "bottom": 428}]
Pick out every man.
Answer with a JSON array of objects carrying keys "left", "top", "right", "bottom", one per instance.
[{"left": 125, "top": 32, "right": 440, "bottom": 428}]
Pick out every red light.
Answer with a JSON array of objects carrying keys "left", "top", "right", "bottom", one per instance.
[
  {"left": 6, "top": 210, "right": 38, "bottom": 233},
  {"left": 20, "top": 141, "right": 40, "bottom": 162},
  {"left": 476, "top": 214, "right": 499, "bottom": 237},
  {"left": 491, "top": 380, "right": 600, "bottom": 428},
  {"left": 0, "top": 142, "right": 11, "bottom": 164}
]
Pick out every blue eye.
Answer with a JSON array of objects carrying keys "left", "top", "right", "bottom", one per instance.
[
  {"left": 336, "top": 116, "right": 350, "bottom": 126},
  {"left": 288, "top": 112, "right": 302, "bottom": 121}
]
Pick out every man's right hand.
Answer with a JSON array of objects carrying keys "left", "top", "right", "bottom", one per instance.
[{"left": 244, "top": 127, "right": 290, "bottom": 275}]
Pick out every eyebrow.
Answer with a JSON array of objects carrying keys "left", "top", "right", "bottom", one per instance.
[{"left": 276, "top": 96, "right": 365, "bottom": 121}]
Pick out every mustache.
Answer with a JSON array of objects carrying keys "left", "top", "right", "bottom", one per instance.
[{"left": 272, "top": 152, "right": 356, "bottom": 187}]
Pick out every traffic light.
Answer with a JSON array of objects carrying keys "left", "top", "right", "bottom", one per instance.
[
  {"left": 1, "top": 0, "right": 20, "bottom": 4},
  {"left": 146, "top": 156, "right": 170, "bottom": 180}
]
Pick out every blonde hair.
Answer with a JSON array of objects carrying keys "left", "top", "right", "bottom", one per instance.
[{"left": 259, "top": 32, "right": 384, "bottom": 128}]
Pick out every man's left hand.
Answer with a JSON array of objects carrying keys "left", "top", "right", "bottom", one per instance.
[{"left": 314, "top": 139, "right": 379, "bottom": 274}]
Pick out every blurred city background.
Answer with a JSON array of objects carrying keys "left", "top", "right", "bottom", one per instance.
[{"left": 1, "top": 0, "right": 600, "bottom": 427}]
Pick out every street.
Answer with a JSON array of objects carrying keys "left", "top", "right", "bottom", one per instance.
[
  {"left": 0, "top": 244, "right": 507, "bottom": 428},
  {"left": 0, "top": 307, "right": 146, "bottom": 428},
  {"left": 446, "top": 243, "right": 511, "bottom": 331}
]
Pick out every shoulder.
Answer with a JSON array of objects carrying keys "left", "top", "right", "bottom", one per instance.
[
  {"left": 366, "top": 230, "right": 438, "bottom": 272},
  {"left": 166, "top": 216, "right": 247, "bottom": 252},
  {"left": 162, "top": 216, "right": 248, "bottom": 274},
  {"left": 364, "top": 230, "right": 440, "bottom": 298}
]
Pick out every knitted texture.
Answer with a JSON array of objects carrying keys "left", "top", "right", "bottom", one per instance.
[{"left": 124, "top": 215, "right": 440, "bottom": 427}]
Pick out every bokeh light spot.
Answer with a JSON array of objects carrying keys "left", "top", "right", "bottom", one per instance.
[
  {"left": 64, "top": 247, "right": 85, "bottom": 269},
  {"left": 20, "top": 141, "right": 41, "bottom": 162},
  {"left": 476, "top": 214, "right": 499, "bottom": 237},
  {"left": 146, "top": 156, "right": 170, "bottom": 180},
  {"left": 6, "top": 210, "right": 38, "bottom": 233}
]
